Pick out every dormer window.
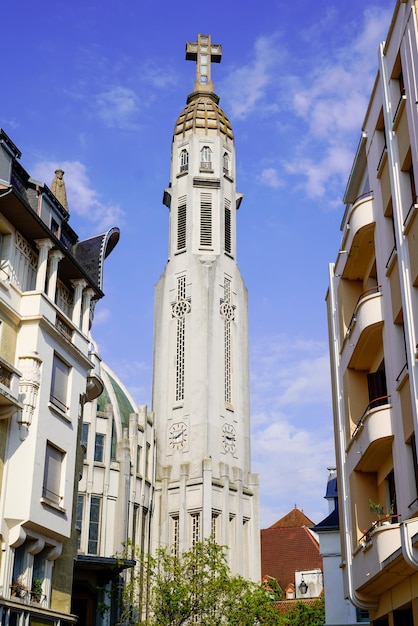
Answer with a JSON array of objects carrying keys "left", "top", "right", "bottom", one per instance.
[
  {"left": 180, "top": 149, "right": 189, "bottom": 173},
  {"left": 200, "top": 146, "right": 212, "bottom": 171},
  {"left": 223, "top": 152, "right": 230, "bottom": 175}
]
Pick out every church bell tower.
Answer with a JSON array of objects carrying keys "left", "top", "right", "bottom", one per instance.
[{"left": 151, "top": 34, "right": 260, "bottom": 581}]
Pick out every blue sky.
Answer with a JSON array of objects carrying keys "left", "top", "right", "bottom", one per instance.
[{"left": 1, "top": 0, "right": 395, "bottom": 527}]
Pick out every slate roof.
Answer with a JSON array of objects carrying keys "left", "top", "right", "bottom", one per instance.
[
  {"left": 261, "top": 506, "right": 323, "bottom": 592},
  {"left": 313, "top": 505, "right": 339, "bottom": 532}
]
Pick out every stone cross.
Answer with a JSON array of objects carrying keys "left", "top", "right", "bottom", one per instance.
[{"left": 186, "top": 34, "right": 222, "bottom": 92}]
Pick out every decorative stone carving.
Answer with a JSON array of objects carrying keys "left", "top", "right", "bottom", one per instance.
[{"left": 16, "top": 353, "right": 42, "bottom": 438}]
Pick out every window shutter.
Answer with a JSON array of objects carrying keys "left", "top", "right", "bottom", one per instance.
[
  {"left": 177, "top": 196, "right": 187, "bottom": 250},
  {"left": 200, "top": 193, "right": 212, "bottom": 247},
  {"left": 225, "top": 199, "right": 231, "bottom": 254}
]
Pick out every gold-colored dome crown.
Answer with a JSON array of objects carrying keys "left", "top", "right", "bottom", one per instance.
[{"left": 174, "top": 91, "right": 233, "bottom": 142}]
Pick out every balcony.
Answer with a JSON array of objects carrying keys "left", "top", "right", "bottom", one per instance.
[
  {"left": 352, "top": 522, "right": 401, "bottom": 595},
  {"left": 339, "top": 193, "right": 375, "bottom": 281},
  {"left": 86, "top": 346, "right": 104, "bottom": 401},
  {"left": 347, "top": 401, "right": 393, "bottom": 473},
  {"left": 341, "top": 287, "right": 384, "bottom": 370},
  {"left": 0, "top": 357, "right": 22, "bottom": 418}
]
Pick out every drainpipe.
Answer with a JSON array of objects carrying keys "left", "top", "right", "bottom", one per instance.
[{"left": 328, "top": 263, "right": 378, "bottom": 611}]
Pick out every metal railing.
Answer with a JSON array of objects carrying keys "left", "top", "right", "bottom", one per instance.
[
  {"left": 345, "top": 285, "right": 381, "bottom": 340},
  {"left": 359, "top": 514, "right": 400, "bottom": 546},
  {"left": 351, "top": 394, "right": 391, "bottom": 440}
]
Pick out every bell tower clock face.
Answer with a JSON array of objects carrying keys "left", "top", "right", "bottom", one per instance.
[
  {"left": 222, "top": 423, "right": 236, "bottom": 453},
  {"left": 169, "top": 422, "right": 188, "bottom": 449}
]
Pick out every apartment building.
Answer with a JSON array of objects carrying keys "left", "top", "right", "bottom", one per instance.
[
  {"left": 327, "top": 2, "right": 418, "bottom": 623},
  {"left": 72, "top": 362, "right": 155, "bottom": 624},
  {"left": 0, "top": 129, "right": 119, "bottom": 625}
]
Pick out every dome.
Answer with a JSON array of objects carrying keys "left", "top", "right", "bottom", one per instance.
[{"left": 173, "top": 91, "right": 233, "bottom": 142}]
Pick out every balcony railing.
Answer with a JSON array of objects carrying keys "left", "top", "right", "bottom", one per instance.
[
  {"left": 55, "top": 314, "right": 73, "bottom": 341},
  {"left": 359, "top": 514, "right": 400, "bottom": 547},
  {"left": 351, "top": 394, "right": 391, "bottom": 440},
  {"left": 345, "top": 285, "right": 381, "bottom": 340},
  {"left": 0, "top": 363, "right": 13, "bottom": 389},
  {"left": 377, "top": 146, "right": 387, "bottom": 176},
  {"left": 393, "top": 93, "right": 406, "bottom": 128},
  {"left": 403, "top": 200, "right": 418, "bottom": 234}
]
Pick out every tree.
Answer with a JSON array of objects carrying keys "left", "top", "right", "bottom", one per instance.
[
  {"left": 279, "top": 596, "right": 325, "bottom": 626},
  {"left": 119, "top": 538, "right": 282, "bottom": 625}
]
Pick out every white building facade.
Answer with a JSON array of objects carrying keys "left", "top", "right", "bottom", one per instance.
[
  {"left": 327, "top": 1, "right": 418, "bottom": 622},
  {"left": 0, "top": 129, "right": 119, "bottom": 625},
  {"left": 151, "top": 34, "right": 260, "bottom": 581}
]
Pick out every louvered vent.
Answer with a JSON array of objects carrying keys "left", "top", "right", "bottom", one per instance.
[
  {"left": 177, "top": 196, "right": 187, "bottom": 250},
  {"left": 225, "top": 199, "right": 231, "bottom": 254},
  {"left": 200, "top": 193, "right": 212, "bottom": 247}
]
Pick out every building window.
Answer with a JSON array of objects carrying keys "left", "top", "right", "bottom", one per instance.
[
  {"left": 223, "top": 152, "right": 230, "bottom": 175},
  {"left": 177, "top": 196, "right": 187, "bottom": 251},
  {"left": 180, "top": 149, "right": 189, "bottom": 173},
  {"left": 13, "top": 231, "right": 37, "bottom": 292},
  {"left": 411, "top": 434, "right": 418, "bottom": 499},
  {"left": 51, "top": 218, "right": 60, "bottom": 238},
  {"left": 81, "top": 423, "right": 89, "bottom": 459},
  {"left": 43, "top": 442, "right": 64, "bottom": 506},
  {"left": 409, "top": 163, "right": 417, "bottom": 205},
  {"left": 94, "top": 433, "right": 105, "bottom": 463},
  {"left": 398, "top": 69, "right": 405, "bottom": 96},
  {"left": 200, "top": 193, "right": 212, "bottom": 247},
  {"left": 76, "top": 494, "right": 84, "bottom": 549},
  {"left": 136, "top": 444, "right": 142, "bottom": 475},
  {"left": 224, "top": 199, "right": 232, "bottom": 254},
  {"left": 50, "top": 354, "right": 70, "bottom": 412},
  {"left": 211, "top": 513, "right": 218, "bottom": 540},
  {"left": 110, "top": 419, "right": 116, "bottom": 461},
  {"left": 172, "top": 516, "right": 179, "bottom": 557},
  {"left": 367, "top": 362, "right": 388, "bottom": 409},
  {"left": 356, "top": 608, "right": 369, "bottom": 623},
  {"left": 32, "top": 551, "right": 46, "bottom": 602},
  {"left": 200, "top": 146, "right": 212, "bottom": 170},
  {"left": 145, "top": 442, "right": 151, "bottom": 479},
  {"left": 191, "top": 513, "right": 200, "bottom": 546},
  {"left": 386, "top": 469, "right": 397, "bottom": 518},
  {"left": 88, "top": 496, "right": 101, "bottom": 554}
]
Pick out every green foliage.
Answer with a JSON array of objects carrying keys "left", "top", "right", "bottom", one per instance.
[
  {"left": 31, "top": 578, "right": 43, "bottom": 603},
  {"left": 278, "top": 596, "right": 325, "bottom": 626},
  {"left": 119, "top": 538, "right": 282, "bottom": 625},
  {"left": 262, "top": 575, "right": 282, "bottom": 601},
  {"left": 369, "top": 499, "right": 384, "bottom": 518},
  {"left": 118, "top": 538, "right": 325, "bottom": 625}
]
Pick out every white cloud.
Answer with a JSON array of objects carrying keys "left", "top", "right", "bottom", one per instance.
[
  {"left": 31, "top": 160, "right": 124, "bottom": 232},
  {"left": 282, "top": 6, "right": 393, "bottom": 197},
  {"left": 259, "top": 167, "right": 283, "bottom": 189},
  {"left": 95, "top": 86, "right": 140, "bottom": 130},
  {"left": 222, "top": 33, "right": 282, "bottom": 119},
  {"left": 92, "top": 307, "right": 111, "bottom": 325},
  {"left": 250, "top": 334, "right": 334, "bottom": 527},
  {"left": 142, "top": 61, "right": 178, "bottom": 89}
]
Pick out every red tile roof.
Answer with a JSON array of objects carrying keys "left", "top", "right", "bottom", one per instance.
[
  {"left": 268, "top": 505, "right": 314, "bottom": 529},
  {"left": 261, "top": 507, "right": 322, "bottom": 592}
]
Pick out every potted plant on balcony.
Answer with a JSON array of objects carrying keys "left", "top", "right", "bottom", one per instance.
[
  {"left": 10, "top": 576, "right": 27, "bottom": 598},
  {"left": 369, "top": 499, "right": 384, "bottom": 521},
  {"left": 31, "top": 578, "right": 43, "bottom": 603}
]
